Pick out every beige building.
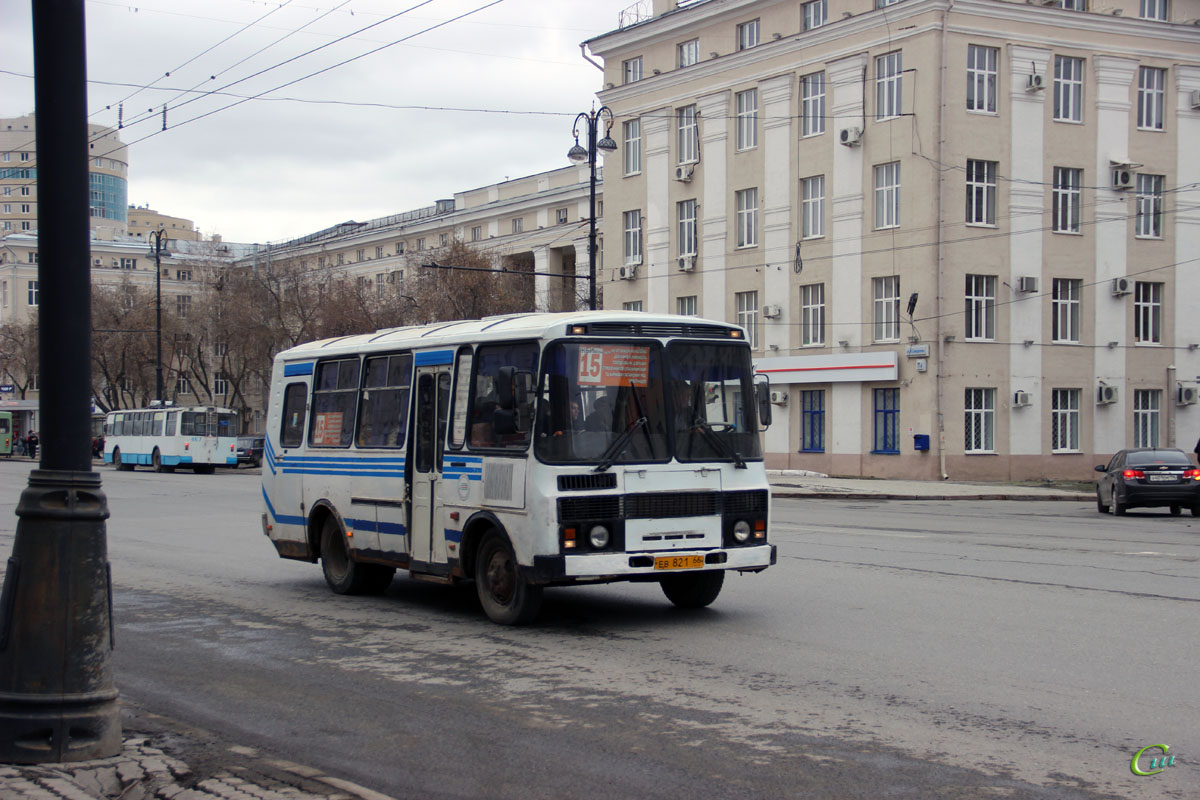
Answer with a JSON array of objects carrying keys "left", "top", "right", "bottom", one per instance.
[
  {"left": 585, "top": 0, "right": 1200, "bottom": 480},
  {"left": 127, "top": 205, "right": 201, "bottom": 241}
]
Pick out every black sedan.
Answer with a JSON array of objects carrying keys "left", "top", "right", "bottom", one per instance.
[
  {"left": 1095, "top": 448, "right": 1200, "bottom": 516},
  {"left": 236, "top": 436, "right": 265, "bottom": 468}
]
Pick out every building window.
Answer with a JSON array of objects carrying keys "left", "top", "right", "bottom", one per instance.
[
  {"left": 1133, "top": 390, "right": 1161, "bottom": 447},
  {"left": 677, "top": 295, "right": 698, "bottom": 316},
  {"left": 2, "top": 203, "right": 10, "bottom": 213},
  {"left": 214, "top": 373, "right": 228, "bottom": 396},
  {"left": 677, "top": 105, "right": 698, "bottom": 164},
  {"left": 1137, "top": 67, "right": 1166, "bottom": 130},
  {"left": 801, "top": 283, "right": 825, "bottom": 346},
  {"left": 624, "top": 119, "right": 642, "bottom": 175},
  {"left": 439, "top": 233, "right": 448, "bottom": 247},
  {"left": 737, "top": 19, "right": 760, "bottom": 50},
  {"left": 176, "top": 295, "right": 191, "bottom": 319},
  {"left": 678, "top": 39, "right": 699, "bottom": 68},
  {"left": 1059, "top": 0, "right": 1086, "bottom": 9},
  {"left": 1051, "top": 389, "right": 1081, "bottom": 452},
  {"left": 735, "top": 188, "right": 758, "bottom": 248},
  {"left": 964, "top": 274, "right": 996, "bottom": 340},
  {"left": 803, "top": 0, "right": 827, "bottom": 30},
  {"left": 19, "top": 204, "right": 30, "bottom": 214},
  {"left": 214, "top": 340, "right": 228, "bottom": 358},
  {"left": 1133, "top": 281, "right": 1162, "bottom": 344},
  {"left": 375, "top": 246, "right": 384, "bottom": 259},
  {"left": 1140, "top": 0, "right": 1168, "bottom": 20},
  {"left": 736, "top": 291, "right": 759, "bottom": 349},
  {"left": 176, "top": 374, "right": 192, "bottom": 395},
  {"left": 965, "top": 159, "right": 997, "bottom": 225},
  {"left": 623, "top": 210, "right": 642, "bottom": 266},
  {"left": 801, "top": 72, "right": 826, "bottom": 137},
  {"left": 556, "top": 207, "right": 568, "bottom": 225},
  {"left": 336, "top": 252, "right": 345, "bottom": 265},
  {"left": 471, "top": 226, "right": 482, "bottom": 242},
  {"left": 1051, "top": 278, "right": 1081, "bottom": 343},
  {"left": 120, "top": 257, "right": 137, "bottom": 269},
  {"left": 622, "top": 57, "right": 643, "bottom": 84},
  {"left": 801, "top": 390, "right": 825, "bottom": 452},
  {"left": 876, "top": 52, "right": 902, "bottom": 121},
  {"left": 874, "top": 162, "right": 901, "bottom": 229},
  {"left": 964, "top": 388, "right": 995, "bottom": 453},
  {"left": 1053, "top": 56, "right": 1083, "bottom": 123},
  {"left": 27, "top": 252, "right": 38, "bottom": 264},
  {"left": 416, "top": 238, "right": 425, "bottom": 251},
  {"left": 1135, "top": 174, "right": 1164, "bottom": 238},
  {"left": 877, "top": 0, "right": 902, "bottom": 6},
  {"left": 802, "top": 175, "right": 825, "bottom": 239},
  {"left": 175, "top": 269, "right": 191, "bottom": 281},
  {"left": 873, "top": 388, "right": 900, "bottom": 454},
  {"left": 376, "top": 273, "right": 385, "bottom": 299},
  {"left": 356, "top": 248, "right": 365, "bottom": 262},
  {"left": 623, "top": 300, "right": 643, "bottom": 312},
  {"left": 677, "top": 199, "right": 698, "bottom": 257},
  {"left": 1052, "top": 167, "right": 1082, "bottom": 233},
  {"left": 27, "top": 280, "right": 38, "bottom": 306},
  {"left": 511, "top": 218, "right": 523, "bottom": 234},
  {"left": 395, "top": 241, "right": 404, "bottom": 255},
  {"left": 966, "top": 45, "right": 998, "bottom": 113},
  {"left": 735, "top": 89, "right": 758, "bottom": 150},
  {"left": 873, "top": 276, "right": 900, "bottom": 342},
  {"left": 20, "top": 222, "right": 29, "bottom": 231}
]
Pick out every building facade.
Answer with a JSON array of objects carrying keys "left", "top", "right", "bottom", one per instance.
[{"left": 586, "top": 0, "right": 1200, "bottom": 480}]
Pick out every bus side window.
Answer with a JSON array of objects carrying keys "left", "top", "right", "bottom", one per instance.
[
  {"left": 280, "top": 383, "right": 308, "bottom": 448},
  {"left": 165, "top": 412, "right": 177, "bottom": 436},
  {"left": 152, "top": 412, "right": 164, "bottom": 436}
]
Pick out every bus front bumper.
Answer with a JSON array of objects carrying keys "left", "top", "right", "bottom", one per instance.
[{"left": 523, "top": 544, "right": 775, "bottom": 584}]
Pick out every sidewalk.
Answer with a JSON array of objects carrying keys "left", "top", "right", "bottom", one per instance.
[{"left": 768, "top": 470, "right": 1093, "bottom": 501}]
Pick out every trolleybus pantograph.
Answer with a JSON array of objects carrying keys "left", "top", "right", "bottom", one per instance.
[
  {"left": 104, "top": 404, "right": 238, "bottom": 473},
  {"left": 261, "top": 311, "right": 776, "bottom": 625}
]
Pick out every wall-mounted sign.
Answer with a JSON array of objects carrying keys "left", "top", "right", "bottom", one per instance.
[{"left": 905, "top": 344, "right": 930, "bottom": 358}]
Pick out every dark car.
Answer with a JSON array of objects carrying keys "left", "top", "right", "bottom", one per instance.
[
  {"left": 1095, "top": 448, "right": 1200, "bottom": 516},
  {"left": 236, "top": 436, "right": 265, "bottom": 468}
]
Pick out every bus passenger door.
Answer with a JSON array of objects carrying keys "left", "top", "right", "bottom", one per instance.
[{"left": 409, "top": 367, "right": 451, "bottom": 571}]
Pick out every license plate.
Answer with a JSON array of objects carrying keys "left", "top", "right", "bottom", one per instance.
[
  {"left": 654, "top": 555, "right": 705, "bottom": 571},
  {"left": 1147, "top": 474, "right": 1176, "bottom": 482}
]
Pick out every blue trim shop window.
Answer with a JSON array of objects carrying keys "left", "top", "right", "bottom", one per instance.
[
  {"left": 872, "top": 388, "right": 899, "bottom": 454},
  {"left": 800, "top": 389, "right": 825, "bottom": 452}
]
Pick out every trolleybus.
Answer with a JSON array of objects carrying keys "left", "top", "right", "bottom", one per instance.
[
  {"left": 261, "top": 311, "right": 775, "bottom": 624},
  {"left": 0, "top": 411, "right": 12, "bottom": 457},
  {"left": 104, "top": 404, "right": 239, "bottom": 473}
]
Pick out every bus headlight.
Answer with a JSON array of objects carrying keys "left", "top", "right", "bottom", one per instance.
[
  {"left": 732, "top": 520, "right": 752, "bottom": 543},
  {"left": 588, "top": 525, "right": 611, "bottom": 549}
]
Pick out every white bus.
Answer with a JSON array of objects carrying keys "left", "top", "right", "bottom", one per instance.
[
  {"left": 104, "top": 404, "right": 239, "bottom": 473},
  {"left": 261, "top": 311, "right": 775, "bottom": 624}
]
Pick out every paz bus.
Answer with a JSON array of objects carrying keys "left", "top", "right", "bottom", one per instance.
[
  {"left": 104, "top": 404, "right": 239, "bottom": 473},
  {"left": 261, "top": 311, "right": 776, "bottom": 625},
  {"left": 0, "top": 411, "right": 11, "bottom": 456}
]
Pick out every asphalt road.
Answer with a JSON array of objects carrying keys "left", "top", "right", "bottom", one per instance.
[{"left": 0, "top": 461, "right": 1195, "bottom": 799}]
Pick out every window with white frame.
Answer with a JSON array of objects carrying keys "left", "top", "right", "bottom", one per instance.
[
  {"left": 1135, "top": 174, "right": 1164, "bottom": 238},
  {"left": 214, "top": 372, "right": 228, "bottom": 396},
  {"left": 964, "top": 274, "right": 996, "bottom": 340},
  {"left": 1052, "top": 167, "right": 1082, "bottom": 233},
  {"left": 439, "top": 233, "right": 448, "bottom": 247},
  {"left": 214, "top": 340, "right": 228, "bottom": 358},
  {"left": 735, "top": 188, "right": 758, "bottom": 248},
  {"left": 471, "top": 226, "right": 482, "bottom": 242},
  {"left": 356, "top": 248, "right": 365, "bottom": 262},
  {"left": 801, "top": 283, "right": 825, "bottom": 346},
  {"left": 874, "top": 162, "right": 901, "bottom": 229},
  {"left": 375, "top": 245, "right": 384, "bottom": 259},
  {"left": 801, "top": 72, "right": 826, "bottom": 136},
  {"left": 1053, "top": 56, "right": 1083, "bottom": 123},
  {"left": 877, "top": 0, "right": 901, "bottom": 6},
  {"left": 803, "top": 0, "right": 826, "bottom": 29},
  {"left": 677, "top": 105, "right": 698, "bottom": 164},
  {"left": 1052, "top": 278, "right": 1081, "bottom": 343},
  {"left": 1133, "top": 389, "right": 1161, "bottom": 447},
  {"left": 735, "top": 89, "right": 758, "bottom": 150},
  {"left": 176, "top": 295, "right": 191, "bottom": 319},
  {"left": 176, "top": 374, "right": 192, "bottom": 395},
  {"left": 27, "top": 280, "right": 38, "bottom": 306},
  {"left": 623, "top": 300, "right": 643, "bottom": 312},
  {"left": 416, "top": 238, "right": 425, "bottom": 251},
  {"left": 624, "top": 119, "right": 642, "bottom": 175},
  {"left": 737, "top": 19, "right": 760, "bottom": 50},
  {"left": 1134, "top": 281, "right": 1162, "bottom": 344},
  {"left": 511, "top": 218, "right": 523, "bottom": 234},
  {"left": 876, "top": 52, "right": 903, "bottom": 120},
  {"left": 1137, "top": 67, "right": 1166, "bottom": 130},
  {"left": 802, "top": 175, "right": 825, "bottom": 239},
  {"left": 677, "top": 295, "right": 698, "bottom": 316},
  {"left": 736, "top": 291, "right": 759, "bottom": 349},
  {"left": 966, "top": 45, "right": 998, "bottom": 113},
  {"left": 1140, "top": 0, "right": 1168, "bottom": 20},
  {"left": 622, "top": 57, "right": 642, "bottom": 84},
  {"left": 623, "top": 210, "right": 642, "bottom": 265},
  {"left": 556, "top": 208, "right": 568, "bottom": 225},
  {"left": 1059, "top": 0, "right": 1085, "bottom": 9},
  {"left": 964, "top": 388, "right": 995, "bottom": 453},
  {"left": 1051, "top": 389, "right": 1081, "bottom": 452},
  {"left": 678, "top": 199, "right": 698, "bottom": 257},
  {"left": 873, "top": 276, "right": 900, "bottom": 342},
  {"left": 395, "top": 241, "right": 404, "bottom": 254},
  {"left": 678, "top": 39, "right": 699, "bottom": 68},
  {"left": 376, "top": 273, "right": 385, "bottom": 298},
  {"left": 119, "top": 257, "right": 136, "bottom": 270},
  {"left": 965, "top": 159, "right": 997, "bottom": 225}
]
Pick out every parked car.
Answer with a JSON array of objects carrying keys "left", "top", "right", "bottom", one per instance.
[
  {"left": 236, "top": 436, "right": 265, "bottom": 468},
  {"left": 1095, "top": 448, "right": 1200, "bottom": 516}
]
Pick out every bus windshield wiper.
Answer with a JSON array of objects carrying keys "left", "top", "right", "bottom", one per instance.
[
  {"left": 593, "top": 416, "right": 647, "bottom": 473},
  {"left": 693, "top": 419, "right": 746, "bottom": 469}
]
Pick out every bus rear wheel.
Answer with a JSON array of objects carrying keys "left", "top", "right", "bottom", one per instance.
[
  {"left": 660, "top": 570, "right": 725, "bottom": 609},
  {"left": 319, "top": 516, "right": 393, "bottom": 595},
  {"left": 475, "top": 531, "right": 542, "bottom": 625}
]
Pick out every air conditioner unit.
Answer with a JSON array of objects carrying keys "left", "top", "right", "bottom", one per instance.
[
  {"left": 1111, "top": 277, "right": 1131, "bottom": 296},
  {"left": 93, "top": 258, "right": 102, "bottom": 266},
  {"left": 762, "top": 304, "right": 782, "bottom": 319},
  {"left": 618, "top": 265, "right": 637, "bottom": 281},
  {"left": 1112, "top": 168, "right": 1135, "bottom": 190},
  {"left": 1016, "top": 276, "right": 1039, "bottom": 293},
  {"left": 1097, "top": 385, "right": 1119, "bottom": 405},
  {"left": 111, "top": 259, "right": 119, "bottom": 268},
  {"left": 673, "top": 164, "right": 694, "bottom": 182},
  {"left": 1026, "top": 73, "right": 1045, "bottom": 91},
  {"left": 769, "top": 390, "right": 788, "bottom": 405},
  {"left": 677, "top": 255, "right": 695, "bottom": 272},
  {"left": 1013, "top": 391, "right": 1032, "bottom": 407},
  {"left": 839, "top": 127, "right": 863, "bottom": 146},
  {"left": 1179, "top": 385, "right": 1199, "bottom": 406},
  {"left": 1190, "top": 89, "right": 1200, "bottom": 109}
]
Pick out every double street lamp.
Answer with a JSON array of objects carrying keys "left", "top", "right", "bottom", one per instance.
[
  {"left": 147, "top": 228, "right": 168, "bottom": 402},
  {"left": 567, "top": 106, "right": 617, "bottom": 311}
]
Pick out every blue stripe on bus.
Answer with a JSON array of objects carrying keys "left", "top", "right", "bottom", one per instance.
[
  {"left": 284, "top": 362, "right": 315, "bottom": 377},
  {"left": 281, "top": 468, "right": 406, "bottom": 478},
  {"left": 345, "top": 518, "right": 408, "bottom": 537},
  {"left": 442, "top": 471, "right": 481, "bottom": 481},
  {"left": 414, "top": 350, "right": 454, "bottom": 366},
  {"left": 444, "top": 529, "right": 462, "bottom": 543},
  {"left": 262, "top": 486, "right": 305, "bottom": 527}
]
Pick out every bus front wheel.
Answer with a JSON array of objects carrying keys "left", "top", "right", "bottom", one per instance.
[
  {"left": 113, "top": 448, "right": 134, "bottom": 471},
  {"left": 475, "top": 531, "right": 542, "bottom": 625},
  {"left": 660, "top": 570, "right": 725, "bottom": 609},
  {"left": 319, "top": 516, "right": 393, "bottom": 595},
  {"left": 152, "top": 449, "right": 173, "bottom": 473}
]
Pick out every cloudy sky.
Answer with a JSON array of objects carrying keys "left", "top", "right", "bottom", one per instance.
[{"left": 0, "top": 0, "right": 634, "bottom": 243}]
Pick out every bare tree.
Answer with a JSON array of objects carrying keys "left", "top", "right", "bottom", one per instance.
[{"left": 0, "top": 315, "right": 39, "bottom": 400}]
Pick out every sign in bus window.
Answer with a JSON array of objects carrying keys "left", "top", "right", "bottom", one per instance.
[
  {"left": 310, "top": 359, "right": 359, "bottom": 448},
  {"left": 577, "top": 344, "right": 650, "bottom": 387}
]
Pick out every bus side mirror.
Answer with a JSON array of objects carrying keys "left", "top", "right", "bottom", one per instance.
[{"left": 754, "top": 374, "right": 772, "bottom": 430}]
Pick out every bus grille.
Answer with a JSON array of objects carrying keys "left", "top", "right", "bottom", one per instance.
[
  {"left": 584, "top": 322, "right": 733, "bottom": 339},
  {"left": 558, "top": 473, "right": 618, "bottom": 492},
  {"left": 558, "top": 490, "right": 767, "bottom": 522}
]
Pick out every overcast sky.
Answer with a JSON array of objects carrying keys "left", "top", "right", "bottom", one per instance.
[{"left": 0, "top": 0, "right": 632, "bottom": 244}]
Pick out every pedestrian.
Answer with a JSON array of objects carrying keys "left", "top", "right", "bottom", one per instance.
[
  {"left": 15, "top": 433, "right": 25, "bottom": 457},
  {"left": 1194, "top": 433, "right": 1200, "bottom": 465},
  {"left": 26, "top": 431, "right": 38, "bottom": 460}
]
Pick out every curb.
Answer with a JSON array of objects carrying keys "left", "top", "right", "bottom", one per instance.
[{"left": 771, "top": 489, "right": 1092, "bottom": 502}]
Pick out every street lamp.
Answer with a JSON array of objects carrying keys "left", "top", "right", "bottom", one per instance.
[
  {"left": 147, "top": 228, "right": 168, "bottom": 403},
  {"left": 568, "top": 106, "right": 617, "bottom": 311}
]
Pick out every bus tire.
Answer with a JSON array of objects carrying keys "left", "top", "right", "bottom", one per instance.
[
  {"left": 319, "top": 516, "right": 393, "bottom": 595},
  {"left": 152, "top": 448, "right": 172, "bottom": 473},
  {"left": 113, "top": 448, "right": 134, "bottom": 471},
  {"left": 475, "top": 531, "right": 542, "bottom": 625},
  {"left": 660, "top": 570, "right": 724, "bottom": 609}
]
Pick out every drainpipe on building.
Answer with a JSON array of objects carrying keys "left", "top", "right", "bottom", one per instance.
[
  {"left": 933, "top": 3, "right": 954, "bottom": 480},
  {"left": 1166, "top": 364, "right": 1176, "bottom": 447},
  {"left": 579, "top": 43, "right": 604, "bottom": 72}
]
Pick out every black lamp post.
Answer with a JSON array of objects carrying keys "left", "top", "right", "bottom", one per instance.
[
  {"left": 148, "top": 229, "right": 168, "bottom": 402},
  {"left": 567, "top": 106, "right": 617, "bottom": 311}
]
